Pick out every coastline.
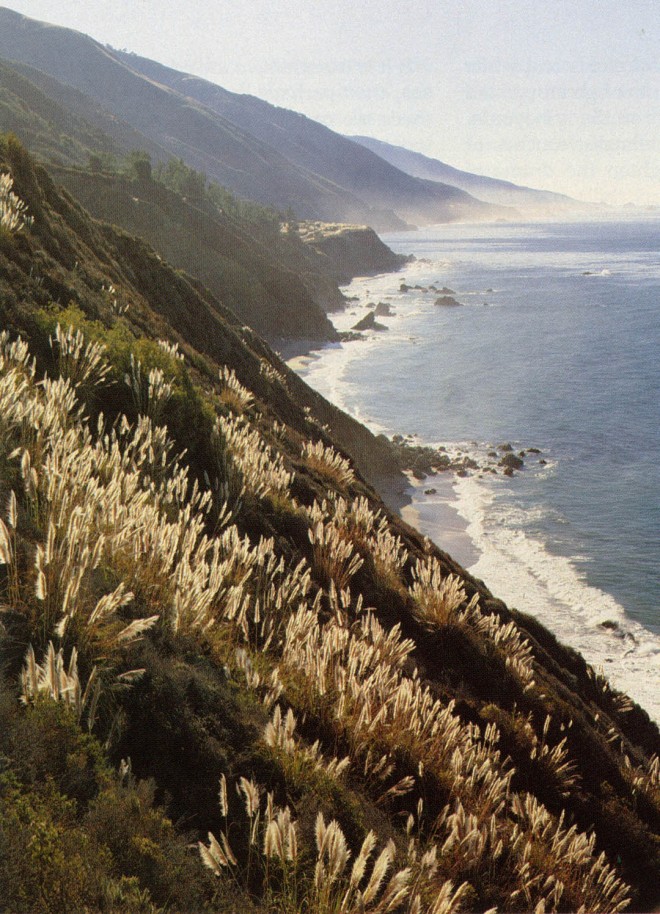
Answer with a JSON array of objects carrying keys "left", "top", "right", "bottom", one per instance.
[
  {"left": 285, "top": 336, "right": 482, "bottom": 571},
  {"left": 284, "top": 236, "right": 660, "bottom": 724},
  {"left": 377, "top": 469, "right": 480, "bottom": 569}
]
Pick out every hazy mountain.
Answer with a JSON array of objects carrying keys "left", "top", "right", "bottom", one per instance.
[
  {"left": 0, "top": 7, "right": 510, "bottom": 229},
  {"left": 0, "top": 55, "right": 171, "bottom": 167},
  {"left": 114, "top": 49, "right": 512, "bottom": 227},
  {"left": 350, "top": 134, "right": 589, "bottom": 216}
]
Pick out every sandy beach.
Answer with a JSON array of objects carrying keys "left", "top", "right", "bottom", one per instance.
[{"left": 365, "top": 466, "right": 479, "bottom": 570}]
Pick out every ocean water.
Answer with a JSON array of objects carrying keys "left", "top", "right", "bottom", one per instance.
[{"left": 290, "top": 217, "right": 660, "bottom": 720}]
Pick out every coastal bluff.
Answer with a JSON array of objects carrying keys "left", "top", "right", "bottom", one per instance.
[{"left": 299, "top": 221, "right": 409, "bottom": 284}]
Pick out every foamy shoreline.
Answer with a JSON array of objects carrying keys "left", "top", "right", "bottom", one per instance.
[{"left": 285, "top": 261, "right": 660, "bottom": 723}]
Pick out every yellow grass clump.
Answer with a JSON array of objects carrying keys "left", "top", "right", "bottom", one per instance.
[
  {"left": 302, "top": 439, "right": 355, "bottom": 488},
  {"left": 0, "top": 171, "right": 33, "bottom": 233}
]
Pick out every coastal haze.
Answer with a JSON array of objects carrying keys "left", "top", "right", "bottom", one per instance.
[{"left": 3, "top": 0, "right": 659, "bottom": 207}]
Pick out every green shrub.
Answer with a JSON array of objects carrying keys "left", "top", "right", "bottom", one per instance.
[
  {"left": 8, "top": 701, "right": 107, "bottom": 808},
  {"left": 87, "top": 777, "right": 210, "bottom": 910},
  {"left": 0, "top": 776, "right": 111, "bottom": 913}
]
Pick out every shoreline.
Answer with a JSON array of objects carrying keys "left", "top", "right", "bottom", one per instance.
[
  {"left": 284, "top": 338, "right": 483, "bottom": 571},
  {"left": 283, "top": 245, "right": 660, "bottom": 723},
  {"left": 392, "top": 471, "right": 480, "bottom": 569}
]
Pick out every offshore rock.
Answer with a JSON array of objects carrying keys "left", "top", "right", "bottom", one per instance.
[
  {"left": 352, "top": 311, "right": 388, "bottom": 332},
  {"left": 374, "top": 302, "right": 393, "bottom": 316},
  {"left": 499, "top": 453, "right": 524, "bottom": 471}
]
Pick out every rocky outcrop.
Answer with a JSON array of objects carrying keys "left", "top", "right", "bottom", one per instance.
[
  {"left": 299, "top": 222, "right": 409, "bottom": 284},
  {"left": 352, "top": 311, "right": 388, "bottom": 332},
  {"left": 373, "top": 301, "right": 393, "bottom": 316}
]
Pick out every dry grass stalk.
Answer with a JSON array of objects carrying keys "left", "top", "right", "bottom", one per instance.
[
  {"left": 308, "top": 515, "right": 364, "bottom": 590},
  {"left": 307, "top": 495, "right": 408, "bottom": 582},
  {"left": 410, "top": 556, "right": 535, "bottom": 690},
  {"left": 529, "top": 715, "right": 579, "bottom": 795},
  {"left": 157, "top": 339, "right": 184, "bottom": 361},
  {"left": 219, "top": 364, "right": 254, "bottom": 413},
  {"left": 216, "top": 413, "right": 292, "bottom": 499},
  {"left": 20, "top": 641, "right": 100, "bottom": 730},
  {"left": 302, "top": 439, "right": 355, "bottom": 488},
  {"left": 124, "top": 353, "right": 173, "bottom": 422},
  {"left": 0, "top": 171, "right": 33, "bottom": 233},
  {"left": 50, "top": 323, "right": 110, "bottom": 390},
  {"left": 264, "top": 703, "right": 350, "bottom": 780}
]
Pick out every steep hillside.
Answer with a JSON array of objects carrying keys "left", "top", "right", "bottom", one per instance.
[
  {"left": 350, "top": 135, "right": 589, "bottom": 216},
  {"left": 299, "top": 221, "right": 409, "bottom": 284},
  {"left": 0, "top": 8, "right": 510, "bottom": 230},
  {"left": 0, "top": 54, "right": 171, "bottom": 166},
  {"left": 48, "top": 165, "right": 408, "bottom": 330},
  {"left": 46, "top": 164, "right": 342, "bottom": 344},
  {"left": 0, "top": 57, "right": 124, "bottom": 166},
  {"left": 114, "top": 50, "right": 512, "bottom": 228},
  {"left": 0, "top": 8, "right": 385, "bottom": 225},
  {"left": 0, "top": 55, "right": 408, "bottom": 343},
  {"left": 0, "top": 141, "right": 659, "bottom": 914}
]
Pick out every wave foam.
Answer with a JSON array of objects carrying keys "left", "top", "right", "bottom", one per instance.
[{"left": 453, "top": 474, "right": 660, "bottom": 721}]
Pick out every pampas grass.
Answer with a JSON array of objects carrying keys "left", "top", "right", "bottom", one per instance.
[
  {"left": 0, "top": 326, "right": 636, "bottom": 912},
  {"left": 0, "top": 171, "right": 33, "bottom": 233}
]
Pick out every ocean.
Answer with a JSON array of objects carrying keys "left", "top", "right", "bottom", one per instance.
[{"left": 289, "top": 216, "right": 660, "bottom": 721}]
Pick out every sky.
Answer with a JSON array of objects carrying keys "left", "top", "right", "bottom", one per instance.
[{"left": 4, "top": 0, "right": 659, "bottom": 204}]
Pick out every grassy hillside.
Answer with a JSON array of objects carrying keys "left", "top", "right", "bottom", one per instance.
[
  {"left": 47, "top": 163, "right": 342, "bottom": 344},
  {"left": 0, "top": 54, "right": 171, "bottom": 167},
  {"left": 0, "top": 57, "right": 123, "bottom": 167},
  {"left": 0, "top": 140, "right": 659, "bottom": 914}
]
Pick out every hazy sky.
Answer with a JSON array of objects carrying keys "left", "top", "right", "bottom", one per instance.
[{"left": 4, "top": 1, "right": 659, "bottom": 203}]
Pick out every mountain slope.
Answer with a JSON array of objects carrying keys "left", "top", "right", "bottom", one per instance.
[
  {"left": 0, "top": 54, "right": 173, "bottom": 166},
  {"left": 115, "top": 49, "right": 512, "bottom": 227},
  {"left": 0, "top": 7, "right": 511, "bottom": 229},
  {"left": 0, "top": 57, "right": 125, "bottom": 166},
  {"left": 0, "top": 7, "right": 389, "bottom": 225},
  {"left": 0, "top": 138, "right": 659, "bottom": 913},
  {"left": 46, "top": 163, "right": 342, "bottom": 344},
  {"left": 0, "top": 54, "right": 410, "bottom": 343},
  {"left": 350, "top": 134, "right": 589, "bottom": 216}
]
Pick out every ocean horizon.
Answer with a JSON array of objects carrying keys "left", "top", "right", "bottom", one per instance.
[{"left": 289, "top": 215, "right": 660, "bottom": 722}]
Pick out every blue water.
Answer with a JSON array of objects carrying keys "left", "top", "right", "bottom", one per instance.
[{"left": 293, "top": 216, "right": 660, "bottom": 716}]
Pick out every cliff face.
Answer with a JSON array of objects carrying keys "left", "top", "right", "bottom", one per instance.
[
  {"left": 299, "top": 222, "right": 410, "bottom": 284},
  {"left": 0, "top": 141, "right": 659, "bottom": 914}
]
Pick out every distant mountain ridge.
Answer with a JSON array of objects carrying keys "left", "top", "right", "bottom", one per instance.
[
  {"left": 349, "top": 135, "right": 589, "bottom": 216},
  {"left": 113, "top": 49, "right": 510, "bottom": 228},
  {"left": 0, "top": 6, "right": 512, "bottom": 229}
]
